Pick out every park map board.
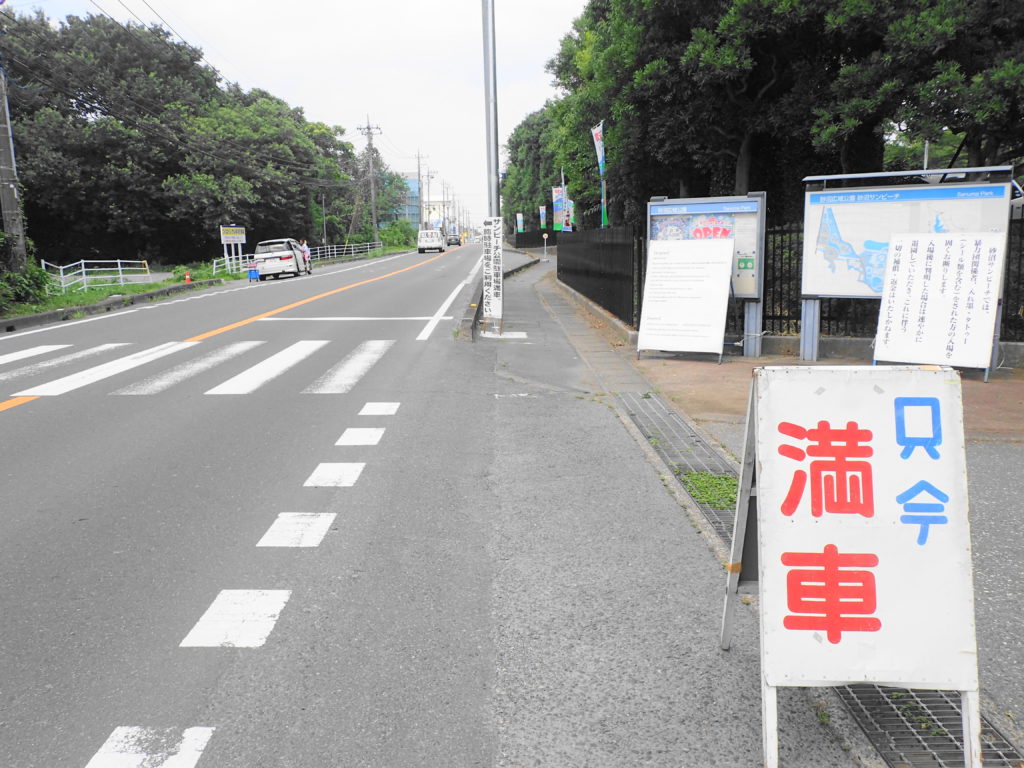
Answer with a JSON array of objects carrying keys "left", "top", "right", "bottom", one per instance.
[{"left": 801, "top": 183, "right": 1011, "bottom": 298}]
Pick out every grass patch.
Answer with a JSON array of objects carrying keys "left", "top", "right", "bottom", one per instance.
[{"left": 679, "top": 471, "right": 738, "bottom": 509}]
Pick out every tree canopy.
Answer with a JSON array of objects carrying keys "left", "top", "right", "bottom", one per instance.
[
  {"left": 0, "top": 10, "right": 406, "bottom": 268},
  {"left": 502, "top": 0, "right": 1024, "bottom": 230}
]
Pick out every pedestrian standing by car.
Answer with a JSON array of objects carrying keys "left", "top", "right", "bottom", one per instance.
[{"left": 298, "top": 239, "right": 312, "bottom": 272}]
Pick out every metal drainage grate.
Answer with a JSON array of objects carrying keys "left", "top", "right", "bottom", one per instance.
[
  {"left": 836, "top": 685, "right": 1024, "bottom": 767},
  {"left": 618, "top": 391, "right": 737, "bottom": 541},
  {"left": 617, "top": 391, "right": 1024, "bottom": 768}
]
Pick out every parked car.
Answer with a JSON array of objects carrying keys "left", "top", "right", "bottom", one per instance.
[
  {"left": 446, "top": 233, "right": 461, "bottom": 246},
  {"left": 253, "top": 238, "right": 309, "bottom": 279},
  {"left": 417, "top": 229, "right": 446, "bottom": 254}
]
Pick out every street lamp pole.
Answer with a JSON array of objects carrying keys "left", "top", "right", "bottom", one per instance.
[{"left": 481, "top": 0, "right": 500, "bottom": 218}]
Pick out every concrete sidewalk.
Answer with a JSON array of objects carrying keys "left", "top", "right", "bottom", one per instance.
[{"left": 500, "top": 246, "right": 1024, "bottom": 762}]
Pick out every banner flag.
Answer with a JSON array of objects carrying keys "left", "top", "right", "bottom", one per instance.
[
  {"left": 552, "top": 186, "right": 565, "bottom": 232},
  {"left": 539, "top": 206, "right": 546, "bottom": 229}
]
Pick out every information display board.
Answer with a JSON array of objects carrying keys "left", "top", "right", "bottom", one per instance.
[
  {"left": 648, "top": 194, "right": 765, "bottom": 299},
  {"left": 219, "top": 226, "right": 246, "bottom": 245},
  {"left": 755, "top": 366, "right": 978, "bottom": 689},
  {"left": 637, "top": 239, "right": 733, "bottom": 354},
  {"left": 481, "top": 217, "right": 503, "bottom": 327},
  {"left": 802, "top": 183, "right": 1011, "bottom": 298},
  {"left": 875, "top": 232, "right": 1007, "bottom": 368}
]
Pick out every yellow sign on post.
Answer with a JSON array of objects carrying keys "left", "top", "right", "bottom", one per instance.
[{"left": 219, "top": 226, "right": 246, "bottom": 245}]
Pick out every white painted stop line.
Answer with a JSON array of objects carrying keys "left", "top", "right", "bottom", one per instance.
[
  {"left": 179, "top": 590, "right": 291, "bottom": 648},
  {"left": 303, "top": 339, "right": 394, "bottom": 394},
  {"left": 84, "top": 726, "right": 214, "bottom": 768},
  {"left": 303, "top": 463, "right": 365, "bottom": 487},
  {"left": 205, "top": 340, "right": 328, "bottom": 394},
  {"left": 257, "top": 512, "right": 336, "bottom": 547},
  {"left": 15, "top": 342, "right": 198, "bottom": 396},
  {"left": 359, "top": 401, "right": 400, "bottom": 416},
  {"left": 335, "top": 427, "right": 385, "bottom": 446}
]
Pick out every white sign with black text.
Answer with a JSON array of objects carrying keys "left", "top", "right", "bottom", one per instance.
[
  {"left": 481, "top": 217, "right": 503, "bottom": 326},
  {"left": 874, "top": 232, "right": 1006, "bottom": 368}
]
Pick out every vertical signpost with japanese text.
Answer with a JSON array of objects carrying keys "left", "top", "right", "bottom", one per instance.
[
  {"left": 481, "top": 217, "right": 503, "bottom": 334},
  {"left": 723, "top": 366, "right": 981, "bottom": 767}
]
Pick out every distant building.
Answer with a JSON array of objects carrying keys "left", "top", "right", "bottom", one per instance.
[{"left": 399, "top": 172, "right": 421, "bottom": 229}]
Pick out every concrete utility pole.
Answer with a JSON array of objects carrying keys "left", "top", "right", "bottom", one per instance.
[
  {"left": 358, "top": 116, "right": 382, "bottom": 243},
  {"left": 416, "top": 151, "right": 427, "bottom": 230},
  {"left": 424, "top": 169, "right": 435, "bottom": 229},
  {"left": 481, "top": 0, "right": 500, "bottom": 217},
  {"left": 0, "top": 69, "right": 27, "bottom": 272}
]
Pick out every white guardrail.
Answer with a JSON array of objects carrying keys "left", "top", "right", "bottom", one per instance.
[
  {"left": 212, "top": 241, "right": 384, "bottom": 275},
  {"left": 41, "top": 259, "right": 151, "bottom": 294}
]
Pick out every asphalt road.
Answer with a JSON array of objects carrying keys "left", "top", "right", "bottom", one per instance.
[{"left": 0, "top": 247, "right": 866, "bottom": 767}]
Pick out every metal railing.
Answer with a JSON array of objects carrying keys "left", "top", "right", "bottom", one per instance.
[
  {"left": 211, "top": 242, "right": 385, "bottom": 275},
  {"left": 41, "top": 259, "right": 150, "bottom": 294}
]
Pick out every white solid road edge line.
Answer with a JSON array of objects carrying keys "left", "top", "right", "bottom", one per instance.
[
  {"left": 257, "top": 512, "right": 337, "bottom": 547},
  {"left": 417, "top": 281, "right": 466, "bottom": 341},
  {"left": 84, "top": 726, "right": 214, "bottom": 768},
  {"left": 180, "top": 590, "right": 291, "bottom": 648}
]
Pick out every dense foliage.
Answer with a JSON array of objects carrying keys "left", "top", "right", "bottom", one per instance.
[
  {"left": 503, "top": 0, "right": 1024, "bottom": 230},
  {"left": 0, "top": 11, "right": 407, "bottom": 269}
]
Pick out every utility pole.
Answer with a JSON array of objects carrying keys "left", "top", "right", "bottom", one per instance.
[
  {"left": 481, "top": 0, "right": 500, "bottom": 217},
  {"left": 0, "top": 68, "right": 27, "bottom": 272},
  {"left": 416, "top": 150, "right": 427, "bottom": 231},
  {"left": 424, "top": 169, "right": 435, "bottom": 229},
  {"left": 358, "top": 116, "right": 382, "bottom": 243}
]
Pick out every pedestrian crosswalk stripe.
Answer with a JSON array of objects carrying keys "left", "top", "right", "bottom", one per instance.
[
  {"left": 256, "top": 512, "right": 336, "bottom": 547},
  {"left": 0, "top": 345, "right": 70, "bottom": 366},
  {"left": 84, "top": 726, "right": 214, "bottom": 768},
  {"left": 0, "top": 343, "right": 129, "bottom": 384},
  {"left": 303, "top": 462, "right": 365, "bottom": 487},
  {"left": 335, "top": 427, "right": 385, "bottom": 446},
  {"left": 205, "top": 340, "right": 328, "bottom": 395},
  {"left": 359, "top": 401, "right": 400, "bottom": 416},
  {"left": 303, "top": 339, "right": 394, "bottom": 394},
  {"left": 179, "top": 589, "right": 291, "bottom": 648},
  {"left": 14, "top": 342, "right": 199, "bottom": 396},
  {"left": 113, "top": 341, "right": 264, "bottom": 395}
]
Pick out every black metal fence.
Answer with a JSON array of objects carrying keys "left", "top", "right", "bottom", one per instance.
[
  {"left": 515, "top": 229, "right": 557, "bottom": 249},
  {"left": 557, "top": 227, "right": 644, "bottom": 328},
  {"left": 555, "top": 207, "right": 1024, "bottom": 342}
]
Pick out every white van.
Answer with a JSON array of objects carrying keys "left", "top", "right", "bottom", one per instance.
[
  {"left": 417, "top": 229, "right": 446, "bottom": 254},
  {"left": 253, "top": 238, "right": 309, "bottom": 279}
]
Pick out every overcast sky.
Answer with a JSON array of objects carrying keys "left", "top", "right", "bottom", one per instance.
[{"left": 10, "top": 0, "right": 588, "bottom": 225}]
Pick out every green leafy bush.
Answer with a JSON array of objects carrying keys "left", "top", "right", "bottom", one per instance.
[{"left": 0, "top": 264, "right": 52, "bottom": 313}]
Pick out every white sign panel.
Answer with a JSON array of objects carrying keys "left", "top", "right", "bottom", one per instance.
[
  {"left": 638, "top": 239, "right": 733, "bottom": 354},
  {"left": 219, "top": 226, "right": 246, "bottom": 245},
  {"left": 875, "top": 232, "right": 1007, "bottom": 368},
  {"left": 802, "top": 183, "right": 1010, "bottom": 297},
  {"left": 755, "top": 366, "right": 978, "bottom": 689},
  {"left": 481, "top": 217, "right": 503, "bottom": 323}
]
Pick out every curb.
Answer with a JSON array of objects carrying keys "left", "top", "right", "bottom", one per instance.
[
  {"left": 1, "top": 279, "right": 225, "bottom": 334},
  {"left": 457, "top": 251, "right": 541, "bottom": 342}
]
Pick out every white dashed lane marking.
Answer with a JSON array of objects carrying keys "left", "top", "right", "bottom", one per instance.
[
  {"left": 335, "top": 427, "right": 385, "bottom": 446},
  {"left": 84, "top": 726, "right": 214, "bottom": 768},
  {"left": 14, "top": 342, "right": 198, "bottom": 396},
  {"left": 257, "top": 512, "right": 337, "bottom": 547},
  {"left": 180, "top": 590, "right": 291, "bottom": 648},
  {"left": 113, "top": 341, "right": 264, "bottom": 395},
  {"left": 359, "top": 401, "right": 400, "bottom": 416},
  {"left": 303, "top": 339, "right": 395, "bottom": 394},
  {"left": 205, "top": 340, "right": 328, "bottom": 395},
  {"left": 303, "top": 463, "right": 365, "bottom": 487}
]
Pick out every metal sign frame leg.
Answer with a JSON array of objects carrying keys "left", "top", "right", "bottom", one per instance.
[
  {"left": 961, "top": 689, "right": 983, "bottom": 767},
  {"left": 762, "top": 678, "right": 779, "bottom": 768}
]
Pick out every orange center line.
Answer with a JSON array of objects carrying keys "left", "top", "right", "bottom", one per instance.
[
  {"left": 0, "top": 396, "right": 39, "bottom": 412},
  {"left": 186, "top": 250, "right": 449, "bottom": 342}
]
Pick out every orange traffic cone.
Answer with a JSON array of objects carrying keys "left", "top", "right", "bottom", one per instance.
[{"left": 184, "top": 270, "right": 191, "bottom": 284}]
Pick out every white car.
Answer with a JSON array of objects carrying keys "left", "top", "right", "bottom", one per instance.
[
  {"left": 253, "top": 238, "right": 310, "bottom": 279},
  {"left": 417, "top": 229, "right": 446, "bottom": 254}
]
